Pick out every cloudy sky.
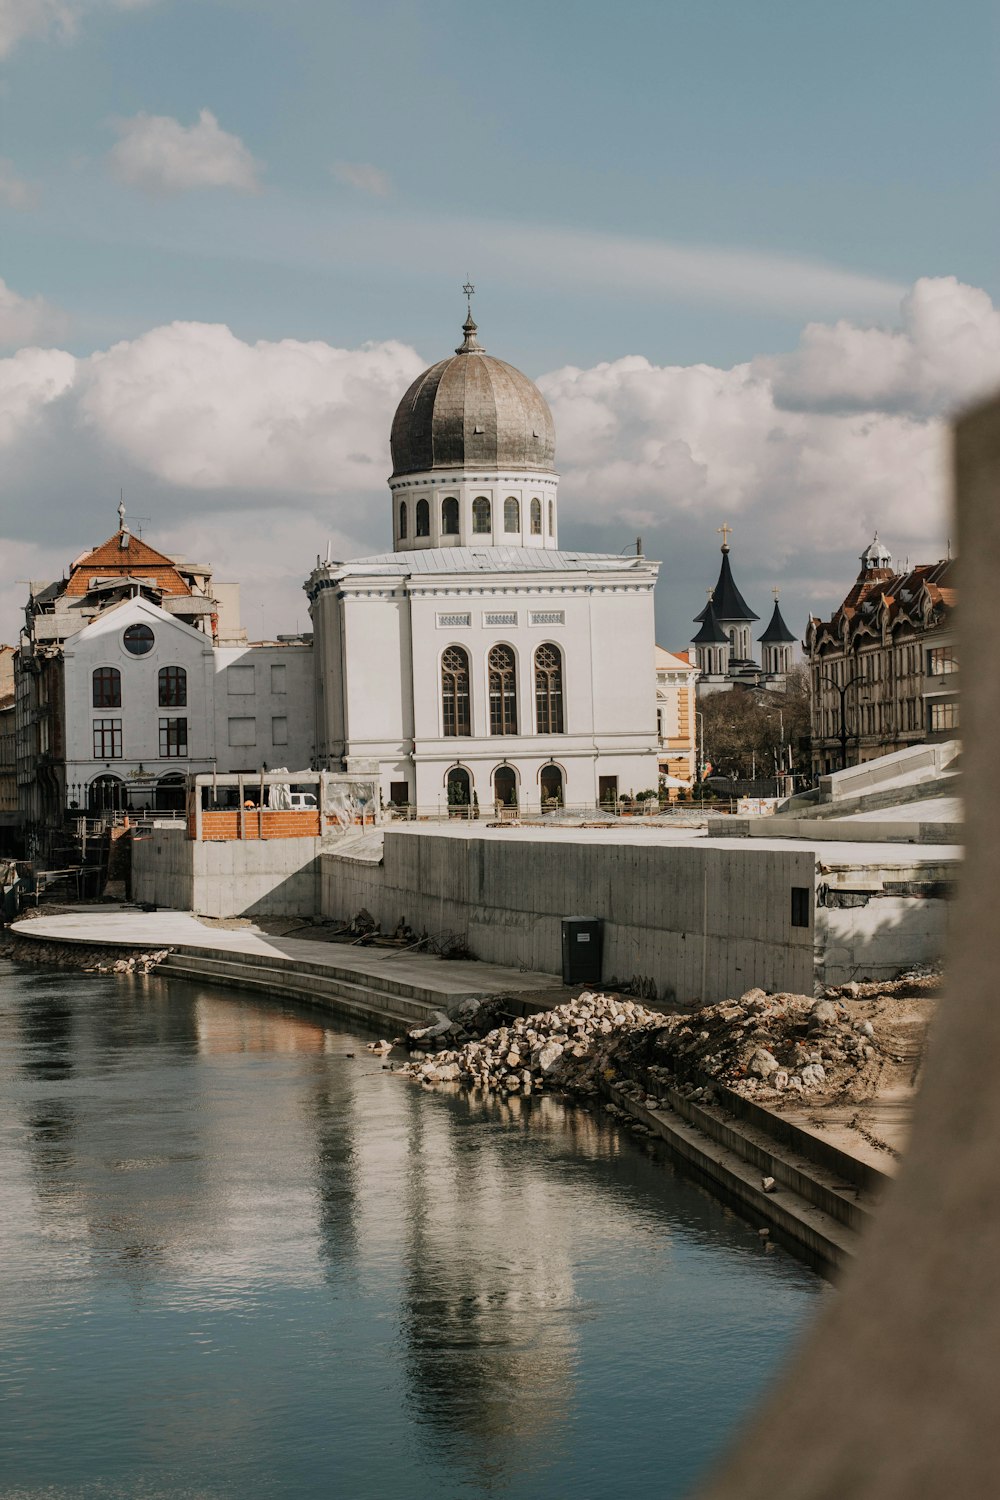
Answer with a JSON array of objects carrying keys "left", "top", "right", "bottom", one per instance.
[{"left": 1, "top": 0, "right": 997, "bottom": 648}]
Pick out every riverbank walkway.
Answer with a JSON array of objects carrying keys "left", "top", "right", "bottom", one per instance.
[{"left": 11, "top": 906, "right": 570, "bottom": 1033}]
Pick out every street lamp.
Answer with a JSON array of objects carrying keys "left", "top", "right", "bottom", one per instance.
[
  {"left": 696, "top": 710, "right": 705, "bottom": 807},
  {"left": 821, "top": 673, "right": 865, "bottom": 771}
]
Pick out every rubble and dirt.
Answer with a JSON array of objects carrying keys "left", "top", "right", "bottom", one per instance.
[
  {"left": 398, "top": 977, "right": 936, "bottom": 1112},
  {"left": 0, "top": 935, "right": 170, "bottom": 974}
]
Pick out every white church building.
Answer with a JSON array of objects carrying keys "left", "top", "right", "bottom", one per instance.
[{"left": 306, "top": 302, "right": 661, "bottom": 814}]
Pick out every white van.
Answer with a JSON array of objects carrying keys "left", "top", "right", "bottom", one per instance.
[{"left": 289, "top": 792, "right": 318, "bottom": 810}]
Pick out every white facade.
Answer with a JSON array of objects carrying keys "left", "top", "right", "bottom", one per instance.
[
  {"left": 308, "top": 547, "right": 661, "bottom": 812},
  {"left": 60, "top": 596, "right": 314, "bottom": 810}
]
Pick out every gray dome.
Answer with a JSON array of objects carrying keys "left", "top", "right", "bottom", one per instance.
[{"left": 390, "top": 315, "right": 556, "bottom": 478}]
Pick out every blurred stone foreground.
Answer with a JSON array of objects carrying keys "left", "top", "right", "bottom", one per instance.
[{"left": 697, "top": 396, "right": 993, "bottom": 1498}]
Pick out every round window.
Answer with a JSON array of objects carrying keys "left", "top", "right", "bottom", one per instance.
[{"left": 123, "top": 624, "right": 154, "bottom": 656}]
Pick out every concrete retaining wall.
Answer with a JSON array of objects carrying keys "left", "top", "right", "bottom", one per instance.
[
  {"left": 133, "top": 827, "right": 320, "bottom": 917},
  {"left": 321, "top": 832, "right": 817, "bottom": 1004}
]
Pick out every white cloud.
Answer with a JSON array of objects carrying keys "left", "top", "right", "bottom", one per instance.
[
  {"left": 0, "top": 0, "right": 153, "bottom": 57},
  {"left": 108, "top": 108, "right": 262, "bottom": 195},
  {"left": 78, "top": 322, "right": 424, "bottom": 489},
  {"left": 332, "top": 161, "right": 392, "bottom": 198},
  {"left": 0, "top": 275, "right": 996, "bottom": 646},
  {"left": 0, "top": 276, "right": 69, "bottom": 349},
  {"left": 0, "top": 158, "right": 37, "bottom": 208}
]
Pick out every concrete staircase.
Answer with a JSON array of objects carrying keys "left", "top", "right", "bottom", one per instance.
[
  {"left": 160, "top": 944, "right": 472, "bottom": 1035},
  {"left": 610, "top": 1076, "right": 890, "bottom": 1276}
]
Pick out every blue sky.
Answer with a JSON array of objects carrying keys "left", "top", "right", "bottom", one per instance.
[{"left": 1, "top": 0, "right": 998, "bottom": 645}]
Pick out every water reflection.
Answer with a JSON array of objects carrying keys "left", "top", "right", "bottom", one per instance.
[{"left": 0, "top": 960, "right": 822, "bottom": 1499}]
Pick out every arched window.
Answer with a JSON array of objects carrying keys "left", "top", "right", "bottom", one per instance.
[
  {"left": 399, "top": 500, "right": 408, "bottom": 540},
  {"left": 540, "top": 763, "right": 564, "bottom": 807},
  {"left": 548, "top": 499, "right": 554, "bottom": 537},
  {"left": 493, "top": 764, "right": 517, "bottom": 807},
  {"left": 92, "top": 666, "right": 121, "bottom": 708},
  {"left": 488, "top": 644, "right": 518, "bottom": 735},
  {"left": 472, "top": 497, "right": 491, "bottom": 534},
  {"left": 441, "top": 646, "right": 471, "bottom": 736},
  {"left": 446, "top": 766, "right": 471, "bottom": 809},
  {"left": 416, "top": 498, "right": 430, "bottom": 537},
  {"left": 534, "top": 643, "right": 564, "bottom": 734},
  {"left": 442, "top": 496, "right": 460, "bottom": 535},
  {"left": 88, "top": 773, "right": 125, "bottom": 813},
  {"left": 158, "top": 665, "right": 187, "bottom": 707},
  {"left": 504, "top": 497, "right": 520, "bottom": 533},
  {"left": 530, "top": 498, "right": 542, "bottom": 535}
]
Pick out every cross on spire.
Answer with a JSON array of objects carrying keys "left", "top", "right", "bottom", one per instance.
[
  {"left": 772, "top": 586, "right": 780, "bottom": 600},
  {"left": 717, "top": 521, "right": 732, "bottom": 551}
]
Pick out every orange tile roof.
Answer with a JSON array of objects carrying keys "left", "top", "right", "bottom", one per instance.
[{"left": 64, "top": 531, "right": 192, "bottom": 598}]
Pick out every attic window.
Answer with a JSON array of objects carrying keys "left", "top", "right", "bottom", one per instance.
[{"left": 123, "top": 623, "right": 154, "bottom": 656}]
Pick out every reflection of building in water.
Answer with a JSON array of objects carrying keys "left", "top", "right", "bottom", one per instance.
[
  {"left": 398, "top": 1084, "right": 578, "bottom": 1479},
  {"left": 193, "top": 995, "right": 328, "bottom": 1055}
]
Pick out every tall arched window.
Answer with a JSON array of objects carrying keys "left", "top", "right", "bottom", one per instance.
[
  {"left": 472, "top": 497, "right": 491, "bottom": 534},
  {"left": 442, "top": 496, "right": 459, "bottom": 535},
  {"left": 548, "top": 499, "right": 554, "bottom": 537},
  {"left": 92, "top": 667, "right": 121, "bottom": 708},
  {"left": 158, "top": 665, "right": 187, "bottom": 707},
  {"left": 415, "top": 498, "right": 430, "bottom": 536},
  {"left": 441, "top": 646, "right": 471, "bottom": 736},
  {"left": 530, "top": 498, "right": 542, "bottom": 535},
  {"left": 504, "top": 497, "right": 520, "bottom": 533},
  {"left": 488, "top": 644, "right": 518, "bottom": 735},
  {"left": 534, "top": 643, "right": 564, "bottom": 734},
  {"left": 399, "top": 500, "right": 408, "bottom": 540}
]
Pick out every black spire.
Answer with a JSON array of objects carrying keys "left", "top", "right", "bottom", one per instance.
[
  {"left": 759, "top": 596, "right": 796, "bottom": 644},
  {"left": 694, "top": 542, "right": 759, "bottom": 624},
  {"left": 692, "top": 597, "right": 729, "bottom": 645}
]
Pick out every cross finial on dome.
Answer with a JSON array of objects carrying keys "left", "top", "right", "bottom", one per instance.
[
  {"left": 717, "top": 521, "right": 732, "bottom": 553},
  {"left": 456, "top": 280, "right": 484, "bottom": 353}
]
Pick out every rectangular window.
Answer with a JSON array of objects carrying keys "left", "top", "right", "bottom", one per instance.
[
  {"left": 93, "top": 719, "right": 122, "bottom": 759},
  {"left": 390, "top": 780, "right": 410, "bottom": 806},
  {"left": 227, "top": 664, "right": 255, "bottom": 695},
  {"left": 598, "top": 775, "right": 618, "bottom": 807},
  {"left": 228, "top": 717, "right": 256, "bottom": 747},
  {"left": 929, "top": 701, "right": 959, "bottom": 733},
  {"left": 927, "top": 646, "right": 958, "bottom": 677},
  {"left": 530, "top": 610, "right": 565, "bottom": 626},
  {"left": 483, "top": 611, "right": 517, "bottom": 627},
  {"left": 270, "top": 663, "right": 287, "bottom": 694},
  {"left": 436, "top": 612, "right": 471, "bottom": 629},
  {"left": 271, "top": 715, "right": 288, "bottom": 745},
  {"left": 159, "top": 717, "right": 188, "bottom": 758},
  {"left": 791, "top": 887, "right": 811, "bottom": 927}
]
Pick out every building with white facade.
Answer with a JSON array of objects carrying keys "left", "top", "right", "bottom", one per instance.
[
  {"left": 307, "top": 304, "right": 661, "bottom": 813},
  {"left": 15, "top": 516, "right": 314, "bottom": 838}
]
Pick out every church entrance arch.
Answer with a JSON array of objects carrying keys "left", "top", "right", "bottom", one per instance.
[
  {"left": 446, "top": 765, "right": 472, "bottom": 815},
  {"left": 88, "top": 774, "right": 126, "bottom": 815},
  {"left": 493, "top": 764, "right": 518, "bottom": 808},
  {"left": 539, "top": 762, "right": 564, "bottom": 810}
]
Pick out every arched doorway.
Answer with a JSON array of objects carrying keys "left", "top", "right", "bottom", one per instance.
[
  {"left": 446, "top": 766, "right": 472, "bottom": 815},
  {"left": 88, "top": 774, "right": 125, "bottom": 815},
  {"left": 539, "top": 763, "right": 564, "bottom": 809},
  {"left": 493, "top": 765, "right": 517, "bottom": 807},
  {"left": 156, "top": 772, "right": 186, "bottom": 812}
]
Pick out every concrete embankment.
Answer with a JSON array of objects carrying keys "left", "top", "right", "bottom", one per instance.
[{"left": 8, "top": 908, "right": 911, "bottom": 1273}]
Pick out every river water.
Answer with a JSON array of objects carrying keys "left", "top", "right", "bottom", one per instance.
[{"left": 0, "top": 960, "right": 823, "bottom": 1499}]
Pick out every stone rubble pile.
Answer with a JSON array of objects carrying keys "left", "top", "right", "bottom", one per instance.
[
  {"left": 398, "top": 992, "right": 662, "bottom": 1095},
  {"left": 88, "top": 949, "right": 171, "bottom": 976},
  {"left": 400, "top": 983, "right": 905, "bottom": 1108},
  {"left": 640, "top": 988, "right": 889, "bottom": 1103}
]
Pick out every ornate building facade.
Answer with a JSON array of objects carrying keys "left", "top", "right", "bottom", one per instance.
[
  {"left": 805, "top": 536, "right": 957, "bottom": 774},
  {"left": 307, "top": 303, "right": 661, "bottom": 813}
]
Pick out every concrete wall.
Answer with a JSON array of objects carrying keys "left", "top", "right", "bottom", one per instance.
[
  {"left": 133, "top": 827, "right": 320, "bottom": 917},
  {"left": 321, "top": 831, "right": 817, "bottom": 1004},
  {"left": 815, "top": 897, "right": 954, "bottom": 986}
]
